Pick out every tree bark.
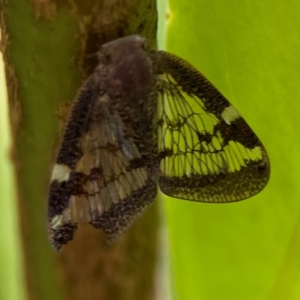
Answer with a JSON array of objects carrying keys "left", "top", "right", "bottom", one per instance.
[{"left": 0, "top": 1, "right": 159, "bottom": 299}]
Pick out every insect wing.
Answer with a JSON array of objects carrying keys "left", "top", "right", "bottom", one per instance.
[
  {"left": 155, "top": 51, "right": 270, "bottom": 203},
  {"left": 48, "top": 75, "right": 155, "bottom": 250}
]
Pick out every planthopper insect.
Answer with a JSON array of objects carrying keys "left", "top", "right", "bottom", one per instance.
[{"left": 47, "top": 35, "right": 270, "bottom": 251}]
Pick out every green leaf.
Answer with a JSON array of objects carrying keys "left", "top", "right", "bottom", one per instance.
[{"left": 165, "top": 1, "right": 300, "bottom": 299}]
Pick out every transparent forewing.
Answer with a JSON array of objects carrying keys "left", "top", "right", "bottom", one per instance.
[{"left": 156, "top": 51, "right": 270, "bottom": 203}]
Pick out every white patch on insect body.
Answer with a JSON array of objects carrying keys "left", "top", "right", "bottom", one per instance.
[
  {"left": 51, "top": 214, "right": 64, "bottom": 230},
  {"left": 51, "top": 209, "right": 74, "bottom": 230},
  {"left": 221, "top": 105, "right": 241, "bottom": 125},
  {"left": 51, "top": 164, "right": 71, "bottom": 182}
]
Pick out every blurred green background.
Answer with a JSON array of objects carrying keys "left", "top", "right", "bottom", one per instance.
[
  {"left": 1, "top": 0, "right": 300, "bottom": 299},
  {"left": 164, "top": 1, "right": 300, "bottom": 300}
]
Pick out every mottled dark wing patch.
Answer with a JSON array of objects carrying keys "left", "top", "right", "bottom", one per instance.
[
  {"left": 48, "top": 77, "right": 156, "bottom": 250},
  {"left": 155, "top": 51, "right": 270, "bottom": 202}
]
